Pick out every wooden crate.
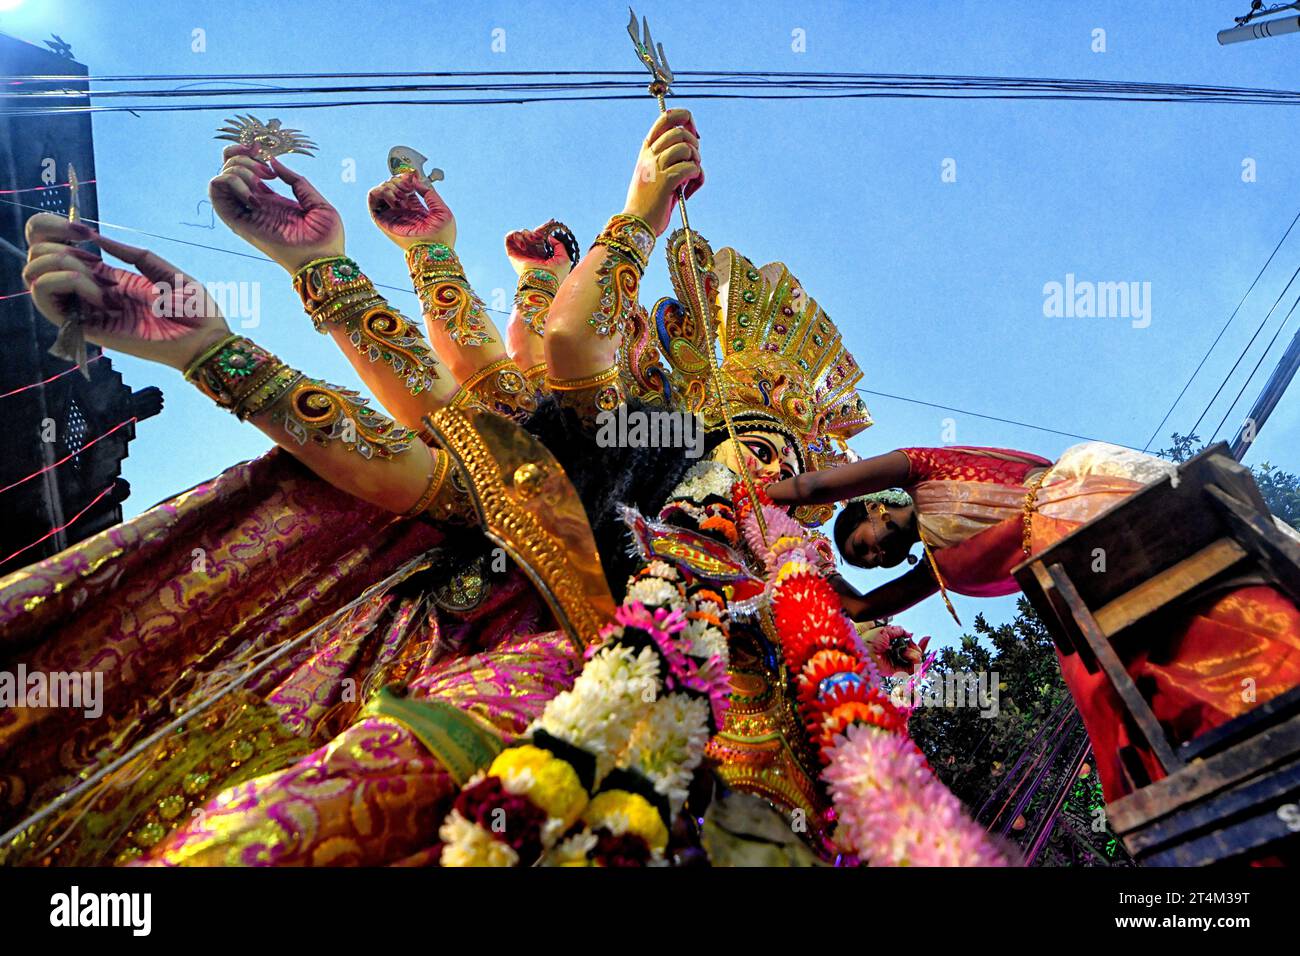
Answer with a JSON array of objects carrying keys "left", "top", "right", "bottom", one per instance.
[{"left": 1013, "top": 444, "right": 1300, "bottom": 865}]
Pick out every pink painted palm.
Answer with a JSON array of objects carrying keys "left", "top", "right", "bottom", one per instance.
[
  {"left": 368, "top": 172, "right": 456, "bottom": 250},
  {"left": 505, "top": 220, "right": 576, "bottom": 280},
  {"left": 23, "top": 215, "right": 230, "bottom": 371},
  {"left": 209, "top": 145, "right": 344, "bottom": 272}
]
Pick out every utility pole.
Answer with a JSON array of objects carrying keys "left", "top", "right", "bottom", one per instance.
[
  {"left": 1218, "top": 3, "right": 1300, "bottom": 44},
  {"left": 1229, "top": 324, "right": 1300, "bottom": 459}
]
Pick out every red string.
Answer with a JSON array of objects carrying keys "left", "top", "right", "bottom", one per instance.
[
  {"left": 0, "top": 482, "right": 117, "bottom": 567},
  {"left": 0, "top": 290, "right": 32, "bottom": 301},
  {"left": 0, "top": 416, "right": 137, "bottom": 496},
  {"left": 0, "top": 179, "right": 96, "bottom": 196},
  {"left": 0, "top": 354, "right": 104, "bottom": 399}
]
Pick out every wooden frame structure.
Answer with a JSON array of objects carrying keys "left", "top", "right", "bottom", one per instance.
[{"left": 1014, "top": 444, "right": 1300, "bottom": 865}]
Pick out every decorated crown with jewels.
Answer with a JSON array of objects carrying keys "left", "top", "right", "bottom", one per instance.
[{"left": 620, "top": 228, "right": 871, "bottom": 523}]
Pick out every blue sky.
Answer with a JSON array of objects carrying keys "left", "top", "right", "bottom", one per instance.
[{"left": 3, "top": 0, "right": 1298, "bottom": 648}]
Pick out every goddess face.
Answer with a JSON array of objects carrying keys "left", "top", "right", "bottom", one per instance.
[{"left": 708, "top": 428, "right": 801, "bottom": 482}]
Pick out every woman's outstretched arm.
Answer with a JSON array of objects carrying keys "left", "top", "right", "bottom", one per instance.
[{"left": 768, "top": 450, "right": 912, "bottom": 506}]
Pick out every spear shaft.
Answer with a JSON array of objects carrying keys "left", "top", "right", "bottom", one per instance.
[{"left": 629, "top": 11, "right": 769, "bottom": 543}]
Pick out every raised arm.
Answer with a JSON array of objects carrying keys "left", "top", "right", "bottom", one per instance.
[
  {"left": 768, "top": 451, "right": 912, "bottom": 506},
  {"left": 367, "top": 169, "right": 540, "bottom": 422},
  {"left": 209, "top": 146, "right": 459, "bottom": 434},
  {"left": 542, "top": 109, "right": 702, "bottom": 411},
  {"left": 503, "top": 220, "right": 577, "bottom": 383},
  {"left": 22, "top": 215, "right": 467, "bottom": 522}
]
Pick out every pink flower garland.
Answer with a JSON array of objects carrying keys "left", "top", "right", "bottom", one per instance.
[
  {"left": 823, "top": 723, "right": 1011, "bottom": 867},
  {"left": 767, "top": 563, "right": 1011, "bottom": 867}
]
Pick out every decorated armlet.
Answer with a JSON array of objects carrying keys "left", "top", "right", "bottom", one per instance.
[
  {"left": 293, "top": 256, "right": 441, "bottom": 396},
  {"left": 184, "top": 334, "right": 416, "bottom": 461},
  {"left": 406, "top": 242, "right": 494, "bottom": 348},
  {"left": 514, "top": 268, "right": 560, "bottom": 338},
  {"left": 587, "top": 214, "right": 655, "bottom": 338},
  {"left": 446, "top": 357, "right": 540, "bottom": 424},
  {"left": 544, "top": 365, "right": 625, "bottom": 428}
]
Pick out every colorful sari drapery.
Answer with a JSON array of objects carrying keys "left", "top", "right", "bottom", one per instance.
[{"left": 0, "top": 448, "right": 584, "bottom": 865}]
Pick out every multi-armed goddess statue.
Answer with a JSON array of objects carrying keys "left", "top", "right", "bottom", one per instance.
[{"left": 0, "top": 15, "right": 1014, "bottom": 868}]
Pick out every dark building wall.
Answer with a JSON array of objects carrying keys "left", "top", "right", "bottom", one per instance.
[{"left": 0, "top": 32, "right": 159, "bottom": 575}]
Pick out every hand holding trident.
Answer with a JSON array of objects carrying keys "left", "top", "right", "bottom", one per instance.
[
  {"left": 48, "top": 164, "right": 92, "bottom": 378},
  {"left": 626, "top": 9, "right": 769, "bottom": 542}
]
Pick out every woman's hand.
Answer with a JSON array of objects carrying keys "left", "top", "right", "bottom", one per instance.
[
  {"left": 209, "top": 144, "right": 344, "bottom": 272},
  {"left": 23, "top": 214, "right": 231, "bottom": 370},
  {"left": 368, "top": 171, "right": 456, "bottom": 250},
  {"left": 505, "top": 219, "right": 576, "bottom": 281},
  {"left": 623, "top": 108, "right": 703, "bottom": 236}
]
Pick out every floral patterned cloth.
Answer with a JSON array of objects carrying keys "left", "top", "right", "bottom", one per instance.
[{"left": 0, "top": 448, "right": 583, "bottom": 866}]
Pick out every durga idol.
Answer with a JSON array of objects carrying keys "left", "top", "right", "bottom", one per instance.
[{"left": 1, "top": 108, "right": 1006, "bottom": 868}]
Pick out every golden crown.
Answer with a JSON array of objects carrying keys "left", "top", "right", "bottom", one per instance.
[{"left": 620, "top": 229, "right": 871, "bottom": 520}]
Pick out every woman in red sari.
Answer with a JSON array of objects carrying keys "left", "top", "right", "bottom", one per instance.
[{"left": 769, "top": 442, "right": 1300, "bottom": 802}]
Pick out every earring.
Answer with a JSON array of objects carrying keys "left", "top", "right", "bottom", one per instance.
[{"left": 906, "top": 552, "right": 919, "bottom": 566}]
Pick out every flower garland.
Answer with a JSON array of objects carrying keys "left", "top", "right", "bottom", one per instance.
[
  {"left": 437, "top": 551, "right": 730, "bottom": 867},
  {"left": 436, "top": 456, "right": 1005, "bottom": 867},
  {"left": 658, "top": 460, "right": 742, "bottom": 545},
  {"left": 767, "top": 559, "right": 1010, "bottom": 866}
]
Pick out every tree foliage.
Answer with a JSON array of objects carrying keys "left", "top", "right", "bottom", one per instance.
[{"left": 908, "top": 599, "right": 1131, "bottom": 866}]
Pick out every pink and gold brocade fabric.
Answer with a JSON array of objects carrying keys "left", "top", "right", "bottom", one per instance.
[
  {"left": 0, "top": 449, "right": 582, "bottom": 866},
  {"left": 139, "top": 619, "right": 580, "bottom": 867}
]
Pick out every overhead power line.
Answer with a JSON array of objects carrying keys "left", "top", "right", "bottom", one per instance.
[
  {"left": 1142, "top": 208, "right": 1300, "bottom": 451},
  {"left": 1211, "top": 294, "right": 1300, "bottom": 443},
  {"left": 1188, "top": 261, "right": 1300, "bottom": 440},
  {"left": 7, "top": 70, "right": 1300, "bottom": 116},
  {"left": 856, "top": 387, "right": 1143, "bottom": 451}
]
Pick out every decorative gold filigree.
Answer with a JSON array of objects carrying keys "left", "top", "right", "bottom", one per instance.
[
  {"left": 422, "top": 407, "right": 616, "bottom": 649},
  {"left": 215, "top": 115, "right": 317, "bottom": 161},
  {"left": 406, "top": 243, "right": 494, "bottom": 348},
  {"left": 294, "top": 257, "right": 441, "bottom": 395}
]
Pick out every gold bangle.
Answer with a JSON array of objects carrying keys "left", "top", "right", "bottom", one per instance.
[
  {"left": 544, "top": 365, "right": 619, "bottom": 391},
  {"left": 405, "top": 242, "right": 465, "bottom": 279},
  {"left": 544, "top": 365, "right": 623, "bottom": 425},
  {"left": 238, "top": 368, "right": 303, "bottom": 420},
  {"left": 183, "top": 333, "right": 241, "bottom": 382},
  {"left": 295, "top": 255, "right": 354, "bottom": 275},
  {"left": 615, "top": 212, "right": 654, "bottom": 235},
  {"left": 292, "top": 256, "right": 371, "bottom": 311},
  {"left": 523, "top": 362, "right": 548, "bottom": 385},
  {"left": 449, "top": 358, "right": 536, "bottom": 423},
  {"left": 186, "top": 335, "right": 295, "bottom": 418},
  {"left": 402, "top": 452, "right": 451, "bottom": 517},
  {"left": 591, "top": 213, "right": 655, "bottom": 273},
  {"left": 450, "top": 357, "right": 515, "bottom": 407}
]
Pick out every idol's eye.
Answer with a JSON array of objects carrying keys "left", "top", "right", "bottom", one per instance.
[{"left": 743, "top": 440, "right": 773, "bottom": 464}]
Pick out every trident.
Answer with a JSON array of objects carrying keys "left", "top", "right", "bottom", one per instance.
[{"left": 627, "top": 9, "right": 770, "bottom": 543}]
